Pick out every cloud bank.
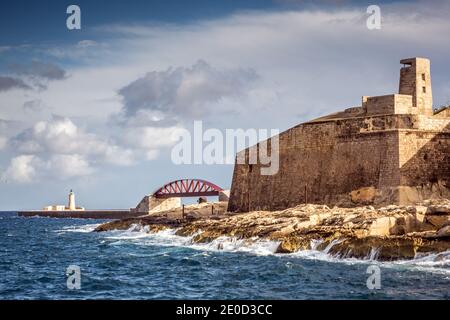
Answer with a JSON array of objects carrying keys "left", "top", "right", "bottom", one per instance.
[
  {"left": 0, "top": 76, "right": 31, "bottom": 92},
  {"left": 2, "top": 0, "right": 450, "bottom": 186},
  {"left": 119, "top": 60, "right": 259, "bottom": 119}
]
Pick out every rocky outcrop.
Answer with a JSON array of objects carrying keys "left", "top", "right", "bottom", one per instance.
[{"left": 95, "top": 200, "right": 450, "bottom": 261}]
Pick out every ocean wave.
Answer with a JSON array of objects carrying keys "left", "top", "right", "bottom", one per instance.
[
  {"left": 105, "top": 225, "right": 191, "bottom": 247},
  {"left": 189, "top": 236, "right": 280, "bottom": 255},
  {"left": 388, "top": 251, "right": 450, "bottom": 275},
  {"left": 96, "top": 224, "right": 450, "bottom": 275},
  {"left": 98, "top": 224, "right": 279, "bottom": 255},
  {"left": 291, "top": 246, "right": 450, "bottom": 276},
  {"left": 54, "top": 223, "right": 102, "bottom": 234}
]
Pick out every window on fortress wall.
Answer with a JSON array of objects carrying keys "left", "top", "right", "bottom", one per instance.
[
  {"left": 422, "top": 73, "right": 426, "bottom": 81},
  {"left": 248, "top": 164, "right": 253, "bottom": 173},
  {"left": 422, "top": 87, "right": 426, "bottom": 93}
]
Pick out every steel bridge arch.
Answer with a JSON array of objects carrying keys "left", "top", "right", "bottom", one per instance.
[{"left": 153, "top": 179, "right": 223, "bottom": 198}]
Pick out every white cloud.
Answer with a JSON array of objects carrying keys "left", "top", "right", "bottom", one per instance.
[
  {"left": 47, "top": 154, "right": 94, "bottom": 178},
  {"left": 76, "top": 40, "right": 99, "bottom": 48},
  {"left": 5, "top": 2, "right": 450, "bottom": 125},
  {"left": 0, "top": 76, "right": 31, "bottom": 92},
  {"left": 10, "top": 60, "right": 66, "bottom": 81},
  {"left": 13, "top": 117, "right": 79, "bottom": 154},
  {"left": 5, "top": 115, "right": 183, "bottom": 183},
  {"left": 23, "top": 99, "right": 44, "bottom": 113},
  {"left": 44, "top": 40, "right": 110, "bottom": 61},
  {"left": 118, "top": 60, "right": 258, "bottom": 119},
  {"left": 102, "top": 145, "right": 136, "bottom": 166},
  {"left": 5, "top": 116, "right": 140, "bottom": 181},
  {"left": 12, "top": 116, "right": 131, "bottom": 158},
  {"left": 122, "top": 126, "right": 185, "bottom": 150},
  {"left": 2, "top": 154, "right": 94, "bottom": 184},
  {"left": 145, "top": 150, "right": 160, "bottom": 160},
  {"left": 3, "top": 155, "right": 38, "bottom": 184},
  {"left": 0, "top": 118, "right": 27, "bottom": 139}
]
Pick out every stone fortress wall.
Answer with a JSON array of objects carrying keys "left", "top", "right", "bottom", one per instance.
[{"left": 228, "top": 58, "right": 450, "bottom": 212}]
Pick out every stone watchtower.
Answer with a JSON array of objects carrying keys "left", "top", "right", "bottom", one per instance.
[
  {"left": 228, "top": 57, "right": 450, "bottom": 212},
  {"left": 399, "top": 57, "right": 433, "bottom": 116}
]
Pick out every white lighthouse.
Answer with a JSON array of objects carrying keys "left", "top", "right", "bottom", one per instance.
[
  {"left": 42, "top": 189, "right": 85, "bottom": 211},
  {"left": 68, "top": 189, "right": 76, "bottom": 210}
]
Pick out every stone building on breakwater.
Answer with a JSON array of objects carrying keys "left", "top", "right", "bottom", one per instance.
[{"left": 228, "top": 57, "right": 450, "bottom": 212}]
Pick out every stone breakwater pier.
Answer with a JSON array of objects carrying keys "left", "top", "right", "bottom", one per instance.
[
  {"left": 18, "top": 210, "right": 144, "bottom": 219},
  {"left": 18, "top": 189, "right": 144, "bottom": 219}
]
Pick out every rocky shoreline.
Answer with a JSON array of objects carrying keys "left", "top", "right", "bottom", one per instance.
[{"left": 94, "top": 200, "right": 450, "bottom": 261}]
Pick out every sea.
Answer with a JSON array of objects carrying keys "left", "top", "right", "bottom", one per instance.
[{"left": 0, "top": 211, "right": 449, "bottom": 300}]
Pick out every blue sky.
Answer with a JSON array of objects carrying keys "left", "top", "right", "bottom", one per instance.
[
  {"left": 0, "top": 0, "right": 407, "bottom": 45},
  {"left": 0, "top": 0, "right": 279, "bottom": 45},
  {"left": 0, "top": 0, "right": 449, "bottom": 210}
]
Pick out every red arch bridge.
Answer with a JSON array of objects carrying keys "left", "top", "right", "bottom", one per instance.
[{"left": 153, "top": 179, "right": 224, "bottom": 199}]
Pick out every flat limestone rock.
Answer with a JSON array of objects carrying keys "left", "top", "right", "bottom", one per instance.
[{"left": 94, "top": 201, "right": 450, "bottom": 261}]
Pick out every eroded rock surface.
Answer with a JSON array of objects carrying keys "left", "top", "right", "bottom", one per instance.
[{"left": 95, "top": 200, "right": 450, "bottom": 260}]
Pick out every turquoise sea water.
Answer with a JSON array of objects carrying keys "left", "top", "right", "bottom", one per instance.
[{"left": 0, "top": 212, "right": 449, "bottom": 299}]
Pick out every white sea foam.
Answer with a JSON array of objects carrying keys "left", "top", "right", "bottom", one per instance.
[
  {"left": 105, "top": 224, "right": 152, "bottom": 240},
  {"left": 189, "top": 236, "right": 280, "bottom": 255},
  {"left": 288, "top": 240, "right": 450, "bottom": 275},
  {"left": 98, "top": 224, "right": 279, "bottom": 255},
  {"left": 95, "top": 225, "right": 450, "bottom": 275},
  {"left": 387, "top": 251, "right": 450, "bottom": 275},
  {"left": 55, "top": 223, "right": 101, "bottom": 234},
  {"left": 105, "top": 225, "right": 192, "bottom": 247}
]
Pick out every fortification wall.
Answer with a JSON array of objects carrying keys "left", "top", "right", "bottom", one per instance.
[
  {"left": 398, "top": 120, "right": 450, "bottom": 203},
  {"left": 228, "top": 112, "right": 450, "bottom": 212},
  {"left": 228, "top": 115, "right": 417, "bottom": 212},
  {"left": 228, "top": 58, "right": 450, "bottom": 212}
]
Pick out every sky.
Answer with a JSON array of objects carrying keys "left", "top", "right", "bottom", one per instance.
[{"left": 0, "top": 0, "right": 450, "bottom": 210}]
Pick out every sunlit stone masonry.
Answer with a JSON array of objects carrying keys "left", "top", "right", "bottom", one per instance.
[{"left": 229, "top": 57, "right": 450, "bottom": 212}]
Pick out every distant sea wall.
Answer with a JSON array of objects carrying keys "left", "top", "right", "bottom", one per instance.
[{"left": 18, "top": 210, "right": 144, "bottom": 219}]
